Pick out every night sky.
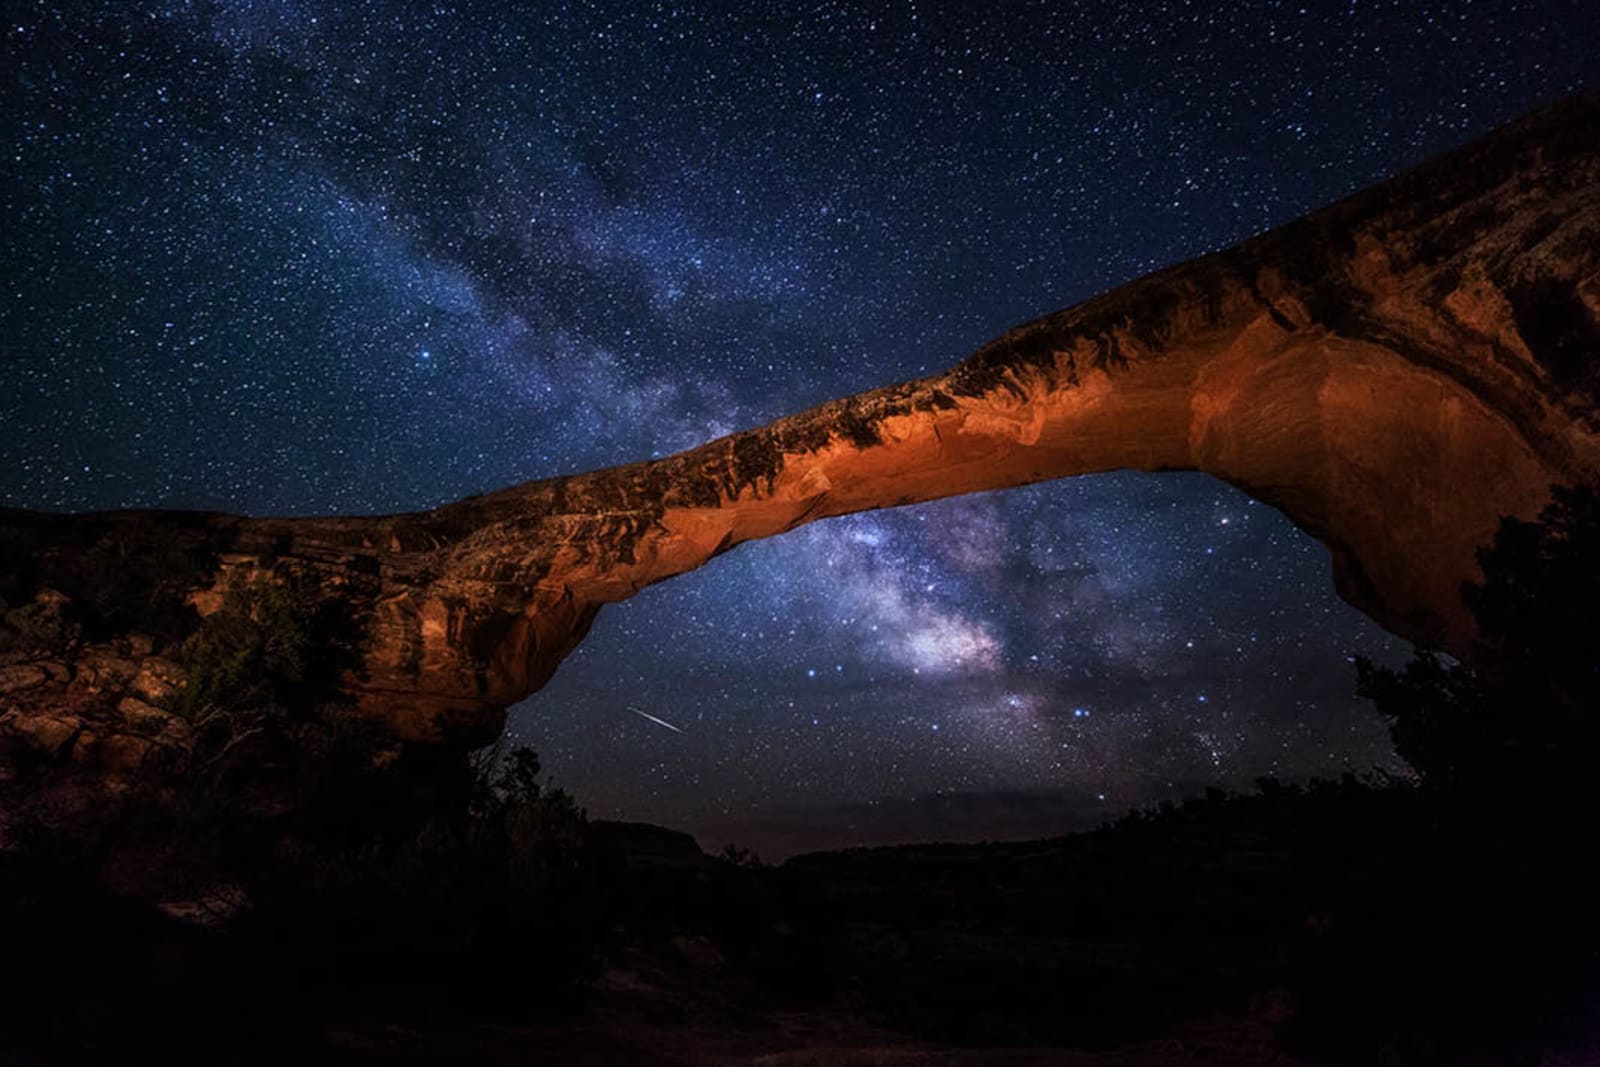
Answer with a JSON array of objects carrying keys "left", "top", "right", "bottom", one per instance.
[{"left": 5, "top": 1, "right": 1597, "bottom": 855}]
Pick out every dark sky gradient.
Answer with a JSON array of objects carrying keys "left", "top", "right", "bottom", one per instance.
[{"left": 5, "top": 1, "right": 1596, "bottom": 854}]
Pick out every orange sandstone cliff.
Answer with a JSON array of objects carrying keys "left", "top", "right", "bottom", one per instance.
[{"left": 3, "top": 93, "right": 1598, "bottom": 746}]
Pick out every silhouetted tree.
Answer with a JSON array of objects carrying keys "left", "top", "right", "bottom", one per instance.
[{"left": 1358, "top": 485, "right": 1600, "bottom": 797}]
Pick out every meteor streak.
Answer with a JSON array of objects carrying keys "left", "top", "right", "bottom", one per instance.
[{"left": 627, "top": 706, "right": 685, "bottom": 734}]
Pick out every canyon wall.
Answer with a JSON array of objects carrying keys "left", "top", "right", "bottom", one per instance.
[{"left": 4, "top": 93, "right": 1598, "bottom": 745}]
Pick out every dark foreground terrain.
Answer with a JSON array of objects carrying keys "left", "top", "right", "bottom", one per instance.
[
  {"left": 3, "top": 774, "right": 1599, "bottom": 1067},
  {"left": 4, "top": 487, "right": 1600, "bottom": 1065}
]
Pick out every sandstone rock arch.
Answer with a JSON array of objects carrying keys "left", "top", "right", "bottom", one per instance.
[{"left": 4, "top": 93, "right": 1598, "bottom": 744}]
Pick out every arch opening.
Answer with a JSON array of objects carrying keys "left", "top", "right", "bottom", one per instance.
[{"left": 513, "top": 472, "right": 1408, "bottom": 858}]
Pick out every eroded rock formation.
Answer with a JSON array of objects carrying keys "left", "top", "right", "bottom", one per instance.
[{"left": 4, "top": 93, "right": 1598, "bottom": 745}]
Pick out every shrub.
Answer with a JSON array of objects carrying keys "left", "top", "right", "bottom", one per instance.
[
  {"left": 76, "top": 526, "right": 216, "bottom": 641},
  {"left": 175, "top": 579, "right": 317, "bottom": 719},
  {"left": 0, "top": 596, "right": 79, "bottom": 658},
  {"left": 718, "top": 843, "right": 764, "bottom": 868},
  {"left": 1357, "top": 484, "right": 1600, "bottom": 797}
]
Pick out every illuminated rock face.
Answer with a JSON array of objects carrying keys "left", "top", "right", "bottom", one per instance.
[{"left": 4, "top": 94, "right": 1598, "bottom": 744}]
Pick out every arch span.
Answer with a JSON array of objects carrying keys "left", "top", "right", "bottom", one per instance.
[{"left": 4, "top": 94, "right": 1598, "bottom": 743}]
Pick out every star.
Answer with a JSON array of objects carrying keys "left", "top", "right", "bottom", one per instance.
[{"left": 4, "top": 0, "right": 1575, "bottom": 853}]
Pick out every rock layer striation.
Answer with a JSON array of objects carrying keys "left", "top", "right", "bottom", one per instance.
[{"left": 4, "top": 94, "right": 1599, "bottom": 744}]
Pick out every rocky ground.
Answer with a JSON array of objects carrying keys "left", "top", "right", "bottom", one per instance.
[
  {"left": 324, "top": 950, "right": 1311, "bottom": 1067},
  {"left": 0, "top": 606, "right": 196, "bottom": 849},
  {"left": 5, "top": 769, "right": 1598, "bottom": 1066}
]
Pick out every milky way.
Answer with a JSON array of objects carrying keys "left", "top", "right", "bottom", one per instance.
[{"left": 5, "top": 1, "right": 1596, "bottom": 853}]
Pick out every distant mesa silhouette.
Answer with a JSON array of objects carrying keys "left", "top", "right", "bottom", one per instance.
[{"left": 4, "top": 93, "right": 1598, "bottom": 744}]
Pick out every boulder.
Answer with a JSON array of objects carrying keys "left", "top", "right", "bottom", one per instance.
[
  {"left": 75, "top": 652, "right": 139, "bottom": 693},
  {"left": 97, "top": 733, "right": 155, "bottom": 771},
  {"left": 0, "top": 665, "right": 48, "bottom": 694},
  {"left": 121, "top": 633, "right": 157, "bottom": 658},
  {"left": 0, "top": 707, "right": 82, "bottom": 757},
  {"left": 37, "top": 661, "right": 73, "bottom": 684},
  {"left": 129, "top": 657, "right": 186, "bottom": 707},
  {"left": 117, "top": 696, "right": 175, "bottom": 733}
]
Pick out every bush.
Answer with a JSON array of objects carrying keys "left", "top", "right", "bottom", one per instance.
[
  {"left": 717, "top": 842, "right": 764, "bottom": 868},
  {"left": 175, "top": 579, "right": 317, "bottom": 719},
  {"left": 75, "top": 526, "right": 216, "bottom": 641},
  {"left": 1337, "top": 485, "right": 1600, "bottom": 1059},
  {"left": 1357, "top": 484, "right": 1600, "bottom": 798},
  {"left": 0, "top": 595, "right": 79, "bottom": 658},
  {"left": 230, "top": 739, "right": 603, "bottom": 1014}
]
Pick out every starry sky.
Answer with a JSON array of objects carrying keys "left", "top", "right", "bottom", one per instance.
[{"left": 5, "top": 1, "right": 1597, "bottom": 855}]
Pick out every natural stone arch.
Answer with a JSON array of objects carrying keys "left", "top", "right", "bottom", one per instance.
[{"left": 3, "top": 93, "right": 1597, "bottom": 744}]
